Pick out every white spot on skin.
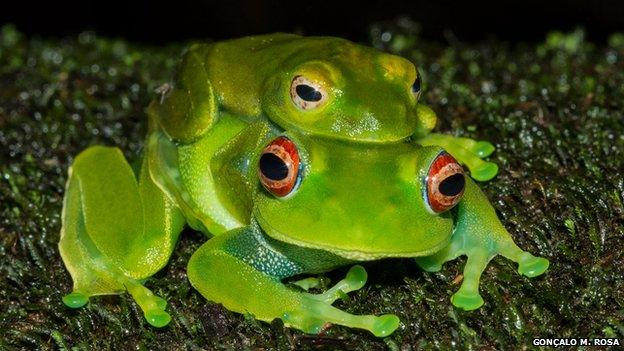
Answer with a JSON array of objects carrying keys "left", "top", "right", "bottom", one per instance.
[{"left": 330, "top": 112, "right": 380, "bottom": 137}]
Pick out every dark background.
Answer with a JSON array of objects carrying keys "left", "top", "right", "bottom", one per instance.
[{"left": 2, "top": 0, "right": 624, "bottom": 43}]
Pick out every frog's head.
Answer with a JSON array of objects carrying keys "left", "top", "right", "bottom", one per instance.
[
  {"left": 254, "top": 133, "right": 465, "bottom": 259},
  {"left": 261, "top": 37, "right": 422, "bottom": 143}
]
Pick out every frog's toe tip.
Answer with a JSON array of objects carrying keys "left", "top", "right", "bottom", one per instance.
[
  {"left": 415, "top": 257, "right": 442, "bottom": 272},
  {"left": 518, "top": 254, "right": 550, "bottom": 277},
  {"left": 371, "top": 314, "right": 400, "bottom": 337},
  {"left": 145, "top": 309, "right": 171, "bottom": 328},
  {"left": 451, "top": 290, "right": 484, "bottom": 311},
  {"left": 471, "top": 162, "right": 499, "bottom": 182},
  {"left": 345, "top": 265, "right": 367, "bottom": 290},
  {"left": 473, "top": 141, "right": 495, "bottom": 158},
  {"left": 62, "top": 292, "right": 89, "bottom": 308}
]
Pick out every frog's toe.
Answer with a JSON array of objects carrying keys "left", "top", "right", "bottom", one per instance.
[
  {"left": 62, "top": 291, "right": 89, "bottom": 308},
  {"left": 371, "top": 314, "right": 401, "bottom": 337},
  {"left": 518, "top": 252, "right": 550, "bottom": 277},
  {"left": 472, "top": 141, "right": 495, "bottom": 158},
  {"left": 414, "top": 256, "right": 443, "bottom": 272},
  {"left": 451, "top": 289, "right": 484, "bottom": 311},
  {"left": 312, "top": 265, "right": 367, "bottom": 304},
  {"left": 471, "top": 161, "right": 499, "bottom": 182},
  {"left": 282, "top": 311, "right": 327, "bottom": 334},
  {"left": 145, "top": 309, "right": 172, "bottom": 328},
  {"left": 343, "top": 265, "right": 367, "bottom": 291}
]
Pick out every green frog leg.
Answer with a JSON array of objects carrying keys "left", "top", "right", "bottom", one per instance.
[
  {"left": 187, "top": 224, "right": 400, "bottom": 337},
  {"left": 58, "top": 146, "right": 185, "bottom": 327},
  {"left": 415, "top": 178, "right": 549, "bottom": 310},
  {"left": 415, "top": 104, "right": 498, "bottom": 181}
]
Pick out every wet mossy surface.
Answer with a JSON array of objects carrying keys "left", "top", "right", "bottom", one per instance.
[{"left": 1, "top": 22, "right": 623, "bottom": 350}]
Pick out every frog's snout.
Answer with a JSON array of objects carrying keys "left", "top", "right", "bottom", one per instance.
[{"left": 424, "top": 151, "right": 465, "bottom": 213}]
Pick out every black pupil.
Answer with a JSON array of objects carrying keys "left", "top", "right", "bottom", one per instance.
[
  {"left": 439, "top": 173, "right": 465, "bottom": 197},
  {"left": 295, "top": 84, "right": 322, "bottom": 102},
  {"left": 412, "top": 76, "right": 421, "bottom": 93},
  {"left": 259, "top": 153, "right": 289, "bottom": 180}
]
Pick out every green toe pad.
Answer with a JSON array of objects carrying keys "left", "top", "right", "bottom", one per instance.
[
  {"left": 518, "top": 252, "right": 550, "bottom": 277},
  {"left": 145, "top": 309, "right": 171, "bottom": 328},
  {"left": 371, "top": 314, "right": 401, "bottom": 337},
  {"left": 472, "top": 141, "right": 495, "bottom": 158},
  {"left": 62, "top": 292, "right": 89, "bottom": 308},
  {"left": 451, "top": 290, "right": 484, "bottom": 310},
  {"left": 414, "top": 257, "right": 442, "bottom": 272},
  {"left": 344, "top": 265, "right": 367, "bottom": 290},
  {"left": 471, "top": 162, "right": 499, "bottom": 181}
]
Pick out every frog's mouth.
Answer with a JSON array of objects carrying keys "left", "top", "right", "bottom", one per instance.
[{"left": 255, "top": 211, "right": 453, "bottom": 261}]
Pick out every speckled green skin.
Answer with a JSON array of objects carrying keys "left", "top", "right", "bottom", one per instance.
[{"left": 53, "top": 34, "right": 550, "bottom": 337}]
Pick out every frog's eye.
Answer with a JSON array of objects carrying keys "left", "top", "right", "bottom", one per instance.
[
  {"left": 290, "top": 76, "right": 327, "bottom": 110},
  {"left": 411, "top": 73, "right": 422, "bottom": 99},
  {"left": 258, "top": 136, "right": 301, "bottom": 197},
  {"left": 425, "top": 152, "right": 465, "bottom": 213}
]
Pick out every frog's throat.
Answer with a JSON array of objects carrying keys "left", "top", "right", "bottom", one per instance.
[{"left": 255, "top": 214, "right": 452, "bottom": 261}]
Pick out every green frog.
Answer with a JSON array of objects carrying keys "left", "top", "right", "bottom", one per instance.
[{"left": 58, "top": 34, "right": 549, "bottom": 337}]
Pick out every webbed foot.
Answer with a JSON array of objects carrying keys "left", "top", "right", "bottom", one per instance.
[
  {"left": 415, "top": 178, "right": 549, "bottom": 310},
  {"left": 283, "top": 266, "right": 399, "bottom": 337},
  {"left": 417, "top": 133, "right": 498, "bottom": 181}
]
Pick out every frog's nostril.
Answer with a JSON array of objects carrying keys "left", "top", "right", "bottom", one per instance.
[{"left": 439, "top": 173, "right": 465, "bottom": 197}]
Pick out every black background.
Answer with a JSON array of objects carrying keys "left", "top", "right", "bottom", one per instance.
[{"left": 2, "top": 0, "right": 624, "bottom": 43}]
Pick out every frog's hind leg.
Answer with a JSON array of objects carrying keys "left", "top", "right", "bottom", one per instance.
[
  {"left": 418, "top": 133, "right": 498, "bottom": 181},
  {"left": 415, "top": 178, "right": 549, "bottom": 311},
  {"left": 59, "top": 146, "right": 185, "bottom": 327}
]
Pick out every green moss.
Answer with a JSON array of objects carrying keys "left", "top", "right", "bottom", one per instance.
[{"left": 1, "top": 23, "right": 623, "bottom": 349}]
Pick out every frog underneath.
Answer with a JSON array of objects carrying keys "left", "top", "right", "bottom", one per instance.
[{"left": 58, "top": 34, "right": 549, "bottom": 337}]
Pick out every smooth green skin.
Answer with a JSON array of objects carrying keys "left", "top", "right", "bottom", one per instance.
[{"left": 58, "top": 34, "right": 549, "bottom": 337}]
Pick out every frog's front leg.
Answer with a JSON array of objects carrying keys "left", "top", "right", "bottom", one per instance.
[
  {"left": 414, "top": 104, "right": 498, "bottom": 181},
  {"left": 415, "top": 178, "right": 549, "bottom": 310},
  {"left": 187, "top": 225, "right": 400, "bottom": 337}
]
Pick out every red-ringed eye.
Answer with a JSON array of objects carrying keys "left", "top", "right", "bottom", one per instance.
[
  {"left": 426, "top": 152, "right": 465, "bottom": 213},
  {"left": 290, "top": 75, "right": 327, "bottom": 110},
  {"left": 258, "top": 136, "right": 301, "bottom": 197}
]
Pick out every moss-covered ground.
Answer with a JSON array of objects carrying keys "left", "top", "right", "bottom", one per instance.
[{"left": 1, "top": 22, "right": 623, "bottom": 350}]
